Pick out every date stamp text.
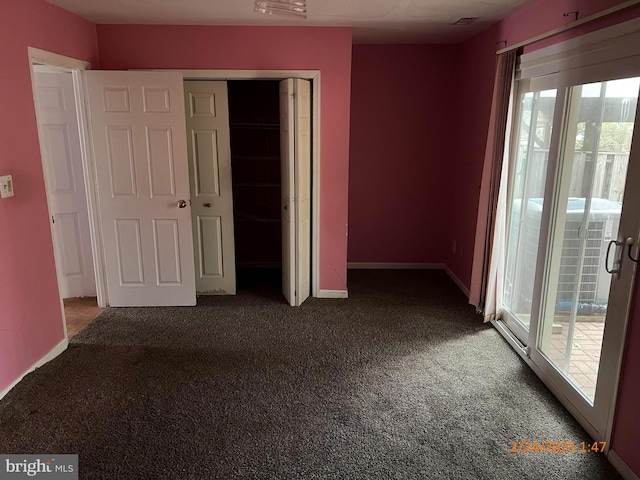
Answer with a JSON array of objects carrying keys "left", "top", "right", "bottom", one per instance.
[{"left": 509, "top": 441, "right": 606, "bottom": 454}]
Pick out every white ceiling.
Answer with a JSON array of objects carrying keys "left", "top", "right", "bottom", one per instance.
[{"left": 47, "top": 0, "right": 530, "bottom": 43}]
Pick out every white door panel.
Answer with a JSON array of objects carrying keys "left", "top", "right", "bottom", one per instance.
[
  {"left": 34, "top": 72, "right": 96, "bottom": 298},
  {"left": 280, "top": 79, "right": 295, "bottom": 305},
  {"left": 85, "top": 71, "right": 196, "bottom": 306},
  {"left": 184, "top": 81, "right": 236, "bottom": 294},
  {"left": 295, "top": 79, "right": 312, "bottom": 306},
  {"left": 280, "top": 78, "right": 312, "bottom": 306}
]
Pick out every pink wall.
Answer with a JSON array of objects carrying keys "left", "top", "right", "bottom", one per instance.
[
  {"left": 448, "top": 0, "right": 640, "bottom": 474},
  {"left": 613, "top": 267, "right": 640, "bottom": 474},
  {"left": 445, "top": 25, "right": 500, "bottom": 287},
  {"left": 96, "top": 25, "right": 352, "bottom": 291},
  {"left": 348, "top": 44, "right": 456, "bottom": 264},
  {"left": 0, "top": 0, "right": 98, "bottom": 393}
]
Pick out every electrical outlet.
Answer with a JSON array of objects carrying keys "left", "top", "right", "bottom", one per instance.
[
  {"left": 452, "top": 240, "right": 457, "bottom": 254},
  {"left": 0, "top": 175, "right": 13, "bottom": 198}
]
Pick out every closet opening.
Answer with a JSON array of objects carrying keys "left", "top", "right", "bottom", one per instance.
[{"left": 228, "top": 80, "right": 282, "bottom": 292}]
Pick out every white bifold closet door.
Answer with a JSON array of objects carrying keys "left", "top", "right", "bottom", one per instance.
[
  {"left": 280, "top": 78, "right": 311, "bottom": 307},
  {"left": 84, "top": 71, "right": 196, "bottom": 307},
  {"left": 183, "top": 81, "right": 236, "bottom": 295}
]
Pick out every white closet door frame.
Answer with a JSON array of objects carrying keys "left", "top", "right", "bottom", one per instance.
[{"left": 145, "top": 69, "right": 321, "bottom": 299}]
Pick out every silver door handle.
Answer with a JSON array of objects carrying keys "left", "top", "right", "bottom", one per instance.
[
  {"left": 605, "top": 239, "right": 622, "bottom": 275},
  {"left": 177, "top": 200, "right": 187, "bottom": 208}
]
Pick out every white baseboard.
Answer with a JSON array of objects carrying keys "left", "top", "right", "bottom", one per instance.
[
  {"left": 444, "top": 267, "right": 470, "bottom": 298},
  {"left": 317, "top": 289, "right": 348, "bottom": 299},
  {"left": 347, "top": 262, "right": 446, "bottom": 270},
  {"left": 0, "top": 338, "right": 68, "bottom": 401},
  {"left": 609, "top": 449, "right": 640, "bottom": 480}
]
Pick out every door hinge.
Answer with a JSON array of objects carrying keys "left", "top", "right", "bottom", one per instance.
[{"left": 51, "top": 215, "right": 55, "bottom": 224}]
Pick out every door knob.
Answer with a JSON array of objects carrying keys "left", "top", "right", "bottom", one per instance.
[
  {"left": 203, "top": 203, "right": 212, "bottom": 208},
  {"left": 177, "top": 200, "right": 187, "bottom": 208}
]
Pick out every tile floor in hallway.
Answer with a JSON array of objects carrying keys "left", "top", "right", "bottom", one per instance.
[{"left": 64, "top": 297, "right": 101, "bottom": 338}]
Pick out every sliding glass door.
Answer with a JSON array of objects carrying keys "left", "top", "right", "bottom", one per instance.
[
  {"left": 537, "top": 78, "right": 639, "bottom": 399},
  {"left": 504, "top": 87, "right": 558, "bottom": 342},
  {"left": 503, "top": 75, "right": 640, "bottom": 439}
]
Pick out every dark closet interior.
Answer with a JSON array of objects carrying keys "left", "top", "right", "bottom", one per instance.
[{"left": 228, "top": 80, "right": 282, "bottom": 290}]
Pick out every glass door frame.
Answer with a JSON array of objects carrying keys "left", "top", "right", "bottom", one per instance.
[
  {"left": 502, "top": 71, "right": 640, "bottom": 442},
  {"left": 503, "top": 75, "right": 568, "bottom": 346}
]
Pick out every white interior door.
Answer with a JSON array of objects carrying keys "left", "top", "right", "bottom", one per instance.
[
  {"left": 85, "top": 71, "right": 196, "bottom": 307},
  {"left": 33, "top": 71, "right": 96, "bottom": 299},
  {"left": 183, "top": 81, "right": 236, "bottom": 294},
  {"left": 280, "top": 78, "right": 311, "bottom": 306}
]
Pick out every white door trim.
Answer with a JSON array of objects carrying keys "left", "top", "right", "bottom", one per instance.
[
  {"left": 28, "top": 47, "right": 90, "bottom": 71},
  {"left": 146, "top": 69, "right": 321, "bottom": 298}
]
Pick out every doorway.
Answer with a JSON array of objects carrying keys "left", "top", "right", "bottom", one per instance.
[
  {"left": 228, "top": 80, "right": 283, "bottom": 293},
  {"left": 183, "top": 77, "right": 313, "bottom": 306},
  {"left": 500, "top": 71, "right": 640, "bottom": 440},
  {"left": 180, "top": 70, "right": 321, "bottom": 301},
  {"left": 30, "top": 60, "right": 102, "bottom": 338}
]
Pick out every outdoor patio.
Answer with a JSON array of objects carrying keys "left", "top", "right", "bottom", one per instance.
[{"left": 546, "top": 318, "right": 605, "bottom": 400}]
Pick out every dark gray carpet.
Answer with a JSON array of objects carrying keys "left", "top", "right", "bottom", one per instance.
[{"left": 0, "top": 270, "right": 621, "bottom": 479}]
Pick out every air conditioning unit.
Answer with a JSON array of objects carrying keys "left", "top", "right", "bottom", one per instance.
[{"left": 508, "top": 197, "right": 621, "bottom": 315}]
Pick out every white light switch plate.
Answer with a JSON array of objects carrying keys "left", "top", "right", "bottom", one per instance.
[{"left": 0, "top": 175, "right": 14, "bottom": 198}]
